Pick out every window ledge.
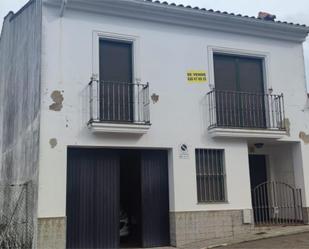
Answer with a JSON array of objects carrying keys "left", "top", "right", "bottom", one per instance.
[
  {"left": 197, "top": 201, "right": 229, "bottom": 205},
  {"left": 88, "top": 122, "right": 151, "bottom": 134},
  {"left": 208, "top": 127, "right": 287, "bottom": 139}
]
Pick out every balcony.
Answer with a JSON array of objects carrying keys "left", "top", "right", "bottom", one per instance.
[
  {"left": 88, "top": 79, "right": 151, "bottom": 134},
  {"left": 207, "top": 89, "right": 287, "bottom": 139}
]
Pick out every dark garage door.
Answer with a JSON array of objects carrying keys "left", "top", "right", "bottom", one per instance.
[
  {"left": 66, "top": 149, "right": 120, "bottom": 249},
  {"left": 67, "top": 148, "right": 170, "bottom": 249}
]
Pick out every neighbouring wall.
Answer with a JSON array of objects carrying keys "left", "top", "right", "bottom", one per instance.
[{"left": 0, "top": 0, "right": 41, "bottom": 248}]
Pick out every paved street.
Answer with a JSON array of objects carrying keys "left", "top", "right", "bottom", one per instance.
[{"left": 218, "top": 232, "right": 309, "bottom": 249}]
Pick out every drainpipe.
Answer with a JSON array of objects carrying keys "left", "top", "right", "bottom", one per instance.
[{"left": 60, "top": 0, "right": 68, "bottom": 17}]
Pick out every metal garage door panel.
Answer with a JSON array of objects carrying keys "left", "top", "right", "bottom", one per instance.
[
  {"left": 141, "top": 150, "right": 170, "bottom": 248},
  {"left": 67, "top": 149, "right": 120, "bottom": 249}
]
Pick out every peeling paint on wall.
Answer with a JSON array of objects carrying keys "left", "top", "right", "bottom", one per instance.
[
  {"left": 49, "top": 138, "right": 58, "bottom": 149},
  {"left": 49, "top": 91, "right": 64, "bottom": 111},
  {"left": 151, "top": 93, "right": 159, "bottom": 104},
  {"left": 299, "top": 132, "right": 309, "bottom": 144}
]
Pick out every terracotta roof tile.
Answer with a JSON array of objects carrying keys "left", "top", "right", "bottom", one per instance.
[{"left": 142, "top": 0, "right": 308, "bottom": 28}]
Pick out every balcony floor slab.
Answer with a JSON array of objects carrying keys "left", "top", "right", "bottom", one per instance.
[
  {"left": 208, "top": 127, "right": 287, "bottom": 139},
  {"left": 89, "top": 122, "right": 151, "bottom": 134}
]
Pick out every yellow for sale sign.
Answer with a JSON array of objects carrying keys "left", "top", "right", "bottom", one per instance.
[{"left": 187, "top": 70, "right": 207, "bottom": 83}]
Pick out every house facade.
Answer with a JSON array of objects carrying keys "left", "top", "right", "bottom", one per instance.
[{"left": 1, "top": 0, "right": 309, "bottom": 248}]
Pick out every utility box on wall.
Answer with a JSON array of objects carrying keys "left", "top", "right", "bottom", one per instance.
[{"left": 243, "top": 209, "right": 253, "bottom": 224}]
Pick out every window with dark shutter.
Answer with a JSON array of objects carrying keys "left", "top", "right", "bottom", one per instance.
[
  {"left": 99, "top": 39, "right": 134, "bottom": 122},
  {"left": 195, "top": 149, "right": 226, "bottom": 203},
  {"left": 213, "top": 54, "right": 266, "bottom": 129}
]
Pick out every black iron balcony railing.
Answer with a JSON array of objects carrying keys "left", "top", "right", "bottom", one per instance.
[
  {"left": 207, "top": 89, "right": 286, "bottom": 130},
  {"left": 88, "top": 79, "right": 150, "bottom": 125}
]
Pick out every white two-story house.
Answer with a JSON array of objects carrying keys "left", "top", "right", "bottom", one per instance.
[{"left": 1, "top": 0, "right": 309, "bottom": 248}]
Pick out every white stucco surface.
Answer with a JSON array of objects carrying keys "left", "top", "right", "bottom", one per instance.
[{"left": 38, "top": 4, "right": 309, "bottom": 218}]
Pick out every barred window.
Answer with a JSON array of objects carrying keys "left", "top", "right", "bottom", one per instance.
[{"left": 195, "top": 149, "right": 226, "bottom": 203}]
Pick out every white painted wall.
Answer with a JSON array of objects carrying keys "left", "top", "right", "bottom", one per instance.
[
  {"left": 251, "top": 143, "right": 296, "bottom": 186},
  {"left": 38, "top": 4, "right": 309, "bottom": 218}
]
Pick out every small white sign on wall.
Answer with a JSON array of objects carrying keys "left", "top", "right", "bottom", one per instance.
[{"left": 179, "top": 143, "right": 189, "bottom": 159}]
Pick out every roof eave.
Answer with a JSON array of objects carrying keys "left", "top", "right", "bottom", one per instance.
[{"left": 43, "top": 0, "right": 309, "bottom": 42}]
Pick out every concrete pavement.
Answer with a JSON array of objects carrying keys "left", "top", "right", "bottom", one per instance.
[{"left": 217, "top": 232, "right": 309, "bottom": 249}]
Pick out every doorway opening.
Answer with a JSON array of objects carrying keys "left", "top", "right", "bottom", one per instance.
[
  {"left": 249, "top": 155, "right": 268, "bottom": 191},
  {"left": 249, "top": 153, "right": 304, "bottom": 225},
  {"left": 120, "top": 150, "right": 142, "bottom": 248},
  {"left": 66, "top": 148, "right": 170, "bottom": 249},
  {"left": 249, "top": 154, "right": 269, "bottom": 223}
]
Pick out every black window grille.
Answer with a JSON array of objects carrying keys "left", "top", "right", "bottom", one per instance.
[{"left": 195, "top": 149, "right": 226, "bottom": 203}]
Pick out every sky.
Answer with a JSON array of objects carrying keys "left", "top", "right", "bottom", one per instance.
[{"left": 1, "top": 0, "right": 309, "bottom": 84}]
